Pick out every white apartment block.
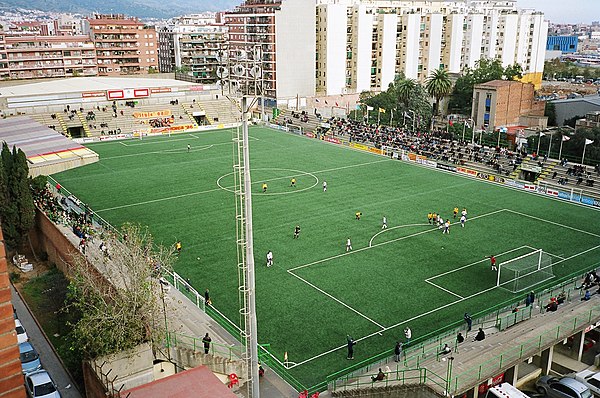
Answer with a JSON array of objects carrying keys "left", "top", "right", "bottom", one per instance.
[
  {"left": 225, "top": 0, "right": 316, "bottom": 102},
  {"left": 315, "top": 0, "right": 548, "bottom": 96}
]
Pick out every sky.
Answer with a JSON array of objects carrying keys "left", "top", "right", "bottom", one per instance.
[{"left": 517, "top": 0, "right": 598, "bottom": 24}]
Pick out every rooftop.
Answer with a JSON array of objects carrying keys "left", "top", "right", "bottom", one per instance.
[
  {"left": 120, "top": 366, "right": 237, "bottom": 398},
  {"left": 0, "top": 77, "right": 196, "bottom": 98}
]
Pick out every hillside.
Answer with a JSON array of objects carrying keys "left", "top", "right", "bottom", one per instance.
[{"left": 0, "top": 0, "right": 241, "bottom": 18}]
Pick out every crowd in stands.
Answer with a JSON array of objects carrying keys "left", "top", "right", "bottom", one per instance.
[
  {"left": 326, "top": 117, "right": 524, "bottom": 175},
  {"left": 148, "top": 117, "right": 174, "bottom": 128},
  {"left": 34, "top": 184, "right": 109, "bottom": 258},
  {"left": 290, "top": 110, "right": 309, "bottom": 123}
]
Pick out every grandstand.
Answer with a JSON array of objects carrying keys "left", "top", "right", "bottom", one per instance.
[
  {"left": 272, "top": 108, "right": 323, "bottom": 135},
  {"left": 0, "top": 116, "right": 98, "bottom": 176},
  {"left": 0, "top": 77, "right": 241, "bottom": 139}
]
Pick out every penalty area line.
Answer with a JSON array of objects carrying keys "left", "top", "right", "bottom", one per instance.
[
  {"left": 425, "top": 280, "right": 464, "bottom": 299},
  {"left": 287, "top": 270, "right": 386, "bottom": 330}
]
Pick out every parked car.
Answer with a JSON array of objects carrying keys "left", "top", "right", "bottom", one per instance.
[
  {"left": 24, "top": 370, "right": 61, "bottom": 398},
  {"left": 571, "top": 370, "right": 600, "bottom": 397},
  {"left": 536, "top": 376, "right": 593, "bottom": 398},
  {"left": 19, "top": 342, "right": 41, "bottom": 374},
  {"left": 15, "top": 319, "right": 29, "bottom": 344}
]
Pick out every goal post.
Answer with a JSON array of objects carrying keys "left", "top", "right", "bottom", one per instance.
[
  {"left": 381, "top": 146, "right": 403, "bottom": 159},
  {"left": 496, "top": 249, "right": 554, "bottom": 293}
]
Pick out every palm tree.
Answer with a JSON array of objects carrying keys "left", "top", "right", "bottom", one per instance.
[
  {"left": 395, "top": 76, "right": 417, "bottom": 109},
  {"left": 425, "top": 68, "right": 453, "bottom": 118}
]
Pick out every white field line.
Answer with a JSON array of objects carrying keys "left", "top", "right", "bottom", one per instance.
[
  {"left": 369, "top": 223, "right": 431, "bottom": 247},
  {"left": 102, "top": 144, "right": 215, "bottom": 160},
  {"left": 189, "top": 134, "right": 199, "bottom": 138},
  {"left": 425, "top": 280, "right": 464, "bottom": 299},
  {"left": 95, "top": 158, "right": 391, "bottom": 213},
  {"left": 287, "top": 270, "right": 386, "bottom": 329},
  {"left": 118, "top": 129, "right": 234, "bottom": 147},
  {"left": 96, "top": 187, "right": 224, "bottom": 212},
  {"left": 288, "top": 209, "right": 506, "bottom": 273},
  {"left": 505, "top": 209, "right": 600, "bottom": 238},
  {"left": 119, "top": 141, "right": 128, "bottom": 146},
  {"left": 287, "top": 243, "right": 600, "bottom": 369},
  {"left": 425, "top": 245, "right": 530, "bottom": 281}
]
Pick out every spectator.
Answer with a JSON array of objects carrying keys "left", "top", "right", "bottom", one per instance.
[
  {"left": 394, "top": 341, "right": 402, "bottom": 362},
  {"left": 545, "top": 297, "right": 558, "bottom": 312},
  {"left": 464, "top": 313, "right": 472, "bottom": 332},
  {"left": 456, "top": 332, "right": 464, "bottom": 344},
  {"left": 582, "top": 290, "right": 591, "bottom": 301},
  {"left": 371, "top": 368, "right": 386, "bottom": 382},
  {"left": 439, "top": 344, "right": 452, "bottom": 355},
  {"left": 473, "top": 328, "right": 485, "bottom": 341}
]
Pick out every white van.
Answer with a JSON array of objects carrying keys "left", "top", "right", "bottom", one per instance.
[{"left": 486, "top": 383, "right": 531, "bottom": 398}]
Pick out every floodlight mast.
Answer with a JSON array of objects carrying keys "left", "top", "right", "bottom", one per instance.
[{"left": 241, "top": 96, "right": 260, "bottom": 398}]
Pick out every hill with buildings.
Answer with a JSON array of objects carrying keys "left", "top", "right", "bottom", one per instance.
[{"left": 0, "top": 0, "right": 240, "bottom": 18}]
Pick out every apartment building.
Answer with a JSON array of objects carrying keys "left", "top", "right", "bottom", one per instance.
[
  {"left": 224, "top": 0, "right": 315, "bottom": 100},
  {"left": 0, "top": 34, "right": 96, "bottom": 80},
  {"left": 158, "top": 15, "right": 227, "bottom": 83},
  {"left": 86, "top": 14, "right": 158, "bottom": 76},
  {"left": 472, "top": 80, "right": 545, "bottom": 129},
  {"left": 315, "top": 0, "right": 547, "bottom": 97}
]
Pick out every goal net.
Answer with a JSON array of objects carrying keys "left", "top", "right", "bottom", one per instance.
[
  {"left": 381, "top": 146, "right": 402, "bottom": 159},
  {"left": 496, "top": 249, "right": 554, "bottom": 293}
]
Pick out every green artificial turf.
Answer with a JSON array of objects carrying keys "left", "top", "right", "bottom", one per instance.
[{"left": 52, "top": 127, "right": 600, "bottom": 389}]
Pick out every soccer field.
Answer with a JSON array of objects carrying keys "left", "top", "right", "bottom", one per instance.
[{"left": 52, "top": 126, "right": 600, "bottom": 389}]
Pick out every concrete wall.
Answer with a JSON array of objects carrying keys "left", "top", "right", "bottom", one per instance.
[{"left": 0, "top": 228, "right": 27, "bottom": 398}]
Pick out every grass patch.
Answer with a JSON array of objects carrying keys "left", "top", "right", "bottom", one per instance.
[{"left": 21, "top": 267, "right": 83, "bottom": 389}]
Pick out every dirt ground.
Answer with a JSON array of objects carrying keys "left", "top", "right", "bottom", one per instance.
[{"left": 7, "top": 244, "right": 53, "bottom": 289}]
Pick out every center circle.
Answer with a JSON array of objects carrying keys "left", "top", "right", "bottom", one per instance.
[{"left": 216, "top": 168, "right": 319, "bottom": 195}]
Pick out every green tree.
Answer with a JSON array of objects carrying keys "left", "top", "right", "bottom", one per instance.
[
  {"left": 394, "top": 74, "right": 417, "bottom": 109},
  {"left": 448, "top": 59, "right": 522, "bottom": 115},
  {"left": 0, "top": 143, "right": 35, "bottom": 248},
  {"left": 12, "top": 147, "right": 34, "bottom": 245},
  {"left": 0, "top": 143, "right": 18, "bottom": 248},
  {"left": 66, "top": 223, "right": 176, "bottom": 359},
  {"left": 425, "top": 67, "right": 453, "bottom": 117}
]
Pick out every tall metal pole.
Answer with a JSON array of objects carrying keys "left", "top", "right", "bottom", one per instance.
[
  {"left": 548, "top": 132, "right": 553, "bottom": 157},
  {"left": 241, "top": 96, "right": 260, "bottom": 398},
  {"left": 559, "top": 137, "right": 565, "bottom": 160}
]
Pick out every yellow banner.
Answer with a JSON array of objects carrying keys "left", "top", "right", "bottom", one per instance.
[
  {"left": 350, "top": 143, "right": 369, "bottom": 151},
  {"left": 133, "top": 110, "right": 172, "bottom": 119}
]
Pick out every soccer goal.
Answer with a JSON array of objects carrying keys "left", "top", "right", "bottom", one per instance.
[
  {"left": 496, "top": 249, "right": 554, "bottom": 293},
  {"left": 381, "top": 146, "right": 403, "bottom": 159}
]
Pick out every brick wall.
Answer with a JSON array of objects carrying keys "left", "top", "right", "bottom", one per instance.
[{"left": 0, "top": 228, "right": 26, "bottom": 398}]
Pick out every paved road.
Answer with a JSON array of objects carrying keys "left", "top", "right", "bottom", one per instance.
[{"left": 11, "top": 285, "right": 82, "bottom": 398}]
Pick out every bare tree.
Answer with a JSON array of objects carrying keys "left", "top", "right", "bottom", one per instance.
[{"left": 65, "top": 223, "right": 176, "bottom": 359}]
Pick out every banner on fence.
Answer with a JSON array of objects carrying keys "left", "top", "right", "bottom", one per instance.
[
  {"left": 350, "top": 143, "right": 369, "bottom": 151},
  {"left": 457, "top": 167, "right": 478, "bottom": 176},
  {"left": 325, "top": 137, "right": 341, "bottom": 144},
  {"left": 151, "top": 124, "right": 195, "bottom": 134},
  {"left": 133, "top": 110, "right": 172, "bottom": 118},
  {"left": 437, "top": 163, "right": 457, "bottom": 172}
]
